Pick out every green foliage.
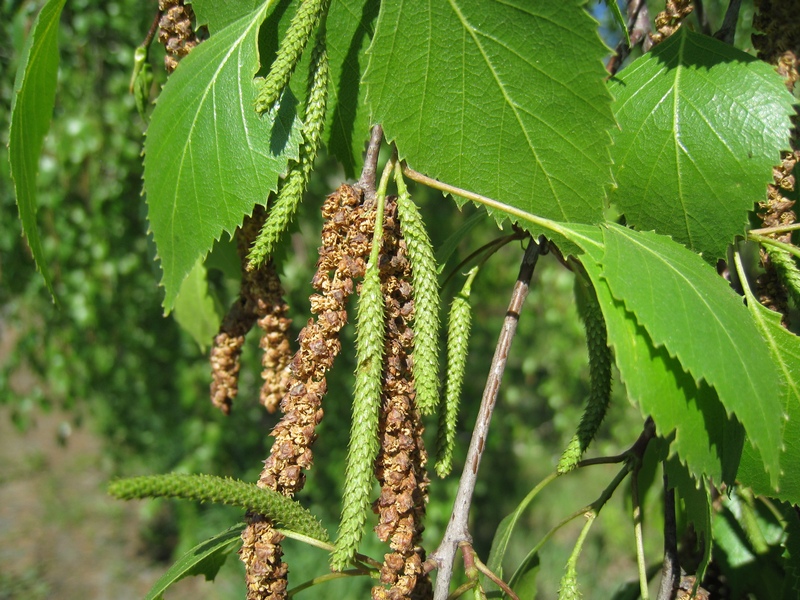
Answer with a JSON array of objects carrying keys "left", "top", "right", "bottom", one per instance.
[
  {"left": 144, "top": 525, "right": 243, "bottom": 600},
  {"left": 608, "top": 29, "right": 795, "bottom": 261},
  {"left": 8, "top": 0, "right": 67, "bottom": 300},
  {"left": 109, "top": 474, "right": 329, "bottom": 542},
  {"left": 144, "top": 0, "right": 303, "bottom": 311},
  {"left": 363, "top": 0, "right": 614, "bottom": 227},
  {"left": 173, "top": 258, "right": 224, "bottom": 351}
]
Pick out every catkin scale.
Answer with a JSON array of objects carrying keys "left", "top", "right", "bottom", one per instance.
[
  {"left": 557, "top": 275, "right": 612, "bottom": 474},
  {"left": 436, "top": 267, "right": 477, "bottom": 478}
]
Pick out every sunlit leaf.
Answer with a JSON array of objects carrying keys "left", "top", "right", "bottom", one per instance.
[
  {"left": 8, "top": 0, "right": 67, "bottom": 300},
  {"left": 144, "top": 0, "right": 302, "bottom": 312},
  {"left": 173, "top": 258, "right": 223, "bottom": 351},
  {"left": 608, "top": 29, "right": 794, "bottom": 260},
  {"left": 365, "top": 0, "right": 614, "bottom": 226},
  {"left": 598, "top": 225, "right": 783, "bottom": 483}
]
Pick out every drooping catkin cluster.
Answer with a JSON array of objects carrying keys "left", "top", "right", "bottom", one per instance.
[
  {"left": 371, "top": 198, "right": 432, "bottom": 600},
  {"left": 240, "top": 186, "right": 373, "bottom": 600},
  {"left": 648, "top": 0, "right": 694, "bottom": 46},
  {"left": 157, "top": 0, "right": 200, "bottom": 73},
  {"left": 210, "top": 207, "right": 293, "bottom": 415},
  {"left": 259, "top": 185, "right": 374, "bottom": 496}
]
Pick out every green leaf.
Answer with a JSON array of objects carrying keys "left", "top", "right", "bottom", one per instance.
[
  {"left": 600, "top": 225, "right": 784, "bottom": 484},
  {"left": 8, "top": 0, "right": 67, "bottom": 300},
  {"left": 608, "top": 29, "right": 794, "bottom": 261},
  {"left": 364, "top": 0, "right": 614, "bottom": 226},
  {"left": 580, "top": 260, "right": 743, "bottom": 483},
  {"left": 735, "top": 280, "right": 800, "bottom": 503},
  {"left": 190, "top": 0, "right": 263, "bottom": 34},
  {"left": 173, "top": 258, "right": 223, "bottom": 351},
  {"left": 145, "top": 524, "right": 242, "bottom": 600},
  {"left": 144, "top": 0, "right": 302, "bottom": 312},
  {"left": 325, "top": 0, "right": 378, "bottom": 177}
]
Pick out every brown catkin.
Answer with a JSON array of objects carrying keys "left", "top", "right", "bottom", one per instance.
[
  {"left": 240, "top": 186, "right": 374, "bottom": 599},
  {"left": 210, "top": 298, "right": 257, "bottom": 415},
  {"left": 157, "top": 0, "right": 200, "bottom": 73},
  {"left": 649, "top": 0, "right": 693, "bottom": 46},
  {"left": 371, "top": 198, "right": 432, "bottom": 600},
  {"left": 752, "top": 1, "right": 800, "bottom": 326}
]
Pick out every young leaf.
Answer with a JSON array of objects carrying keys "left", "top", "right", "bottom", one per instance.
[
  {"left": 364, "top": 0, "right": 614, "bottom": 226},
  {"left": 580, "top": 259, "right": 743, "bottom": 484},
  {"left": 608, "top": 29, "right": 795, "bottom": 261},
  {"left": 143, "top": 0, "right": 303, "bottom": 312},
  {"left": 734, "top": 259, "right": 800, "bottom": 503},
  {"left": 144, "top": 525, "right": 243, "bottom": 600},
  {"left": 599, "top": 225, "right": 784, "bottom": 483},
  {"left": 173, "top": 258, "right": 223, "bottom": 351},
  {"left": 8, "top": 0, "right": 67, "bottom": 300}
]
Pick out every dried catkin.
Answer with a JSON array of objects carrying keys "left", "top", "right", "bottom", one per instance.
[
  {"left": 157, "top": 0, "right": 200, "bottom": 73},
  {"left": 210, "top": 297, "right": 257, "bottom": 414},
  {"left": 240, "top": 185, "right": 372, "bottom": 599},
  {"left": 370, "top": 198, "right": 433, "bottom": 600},
  {"left": 557, "top": 274, "right": 612, "bottom": 474},
  {"left": 649, "top": 0, "right": 693, "bottom": 46},
  {"left": 258, "top": 185, "right": 373, "bottom": 496}
]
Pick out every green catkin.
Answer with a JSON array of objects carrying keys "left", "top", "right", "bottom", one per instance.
[
  {"left": 557, "top": 563, "right": 581, "bottom": 600},
  {"left": 255, "top": 0, "right": 329, "bottom": 114},
  {"left": 331, "top": 192, "right": 387, "bottom": 571},
  {"left": 435, "top": 267, "right": 478, "bottom": 478},
  {"left": 394, "top": 163, "right": 441, "bottom": 414},
  {"left": 557, "top": 274, "right": 612, "bottom": 475},
  {"left": 108, "top": 474, "right": 328, "bottom": 542},
  {"left": 248, "top": 30, "right": 329, "bottom": 270},
  {"left": 767, "top": 244, "right": 800, "bottom": 308}
]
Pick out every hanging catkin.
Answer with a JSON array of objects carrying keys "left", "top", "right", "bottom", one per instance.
[
  {"left": 370, "top": 198, "right": 433, "bottom": 600},
  {"left": 157, "top": 0, "right": 200, "bottom": 73}
]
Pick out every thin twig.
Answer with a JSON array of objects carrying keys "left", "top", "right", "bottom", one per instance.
[
  {"left": 446, "top": 580, "right": 477, "bottom": 600},
  {"left": 749, "top": 223, "right": 800, "bottom": 236},
  {"left": 358, "top": 124, "right": 383, "bottom": 203},
  {"left": 713, "top": 0, "right": 742, "bottom": 45},
  {"left": 465, "top": 543, "right": 521, "bottom": 600},
  {"left": 576, "top": 452, "right": 628, "bottom": 468},
  {"left": 631, "top": 461, "right": 650, "bottom": 600},
  {"left": 288, "top": 569, "right": 368, "bottom": 597},
  {"left": 657, "top": 469, "right": 680, "bottom": 600},
  {"left": 442, "top": 232, "right": 525, "bottom": 286},
  {"left": 694, "top": 0, "right": 712, "bottom": 36},
  {"left": 430, "top": 238, "right": 544, "bottom": 600}
]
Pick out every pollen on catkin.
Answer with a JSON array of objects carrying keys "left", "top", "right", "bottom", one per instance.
[{"left": 648, "top": 0, "right": 693, "bottom": 46}]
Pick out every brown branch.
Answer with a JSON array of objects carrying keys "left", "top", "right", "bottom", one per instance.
[
  {"left": 657, "top": 469, "right": 680, "bottom": 600},
  {"left": 463, "top": 543, "right": 520, "bottom": 600},
  {"left": 607, "top": 0, "right": 652, "bottom": 76},
  {"left": 430, "top": 238, "right": 544, "bottom": 600},
  {"left": 357, "top": 124, "right": 383, "bottom": 203}
]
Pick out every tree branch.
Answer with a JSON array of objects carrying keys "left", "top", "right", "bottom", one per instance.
[
  {"left": 357, "top": 124, "right": 383, "bottom": 203},
  {"left": 657, "top": 469, "right": 680, "bottom": 600},
  {"left": 607, "top": 0, "right": 652, "bottom": 76},
  {"left": 430, "top": 238, "right": 544, "bottom": 600}
]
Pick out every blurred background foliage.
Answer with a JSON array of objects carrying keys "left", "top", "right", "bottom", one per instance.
[{"left": 1, "top": 1, "right": 781, "bottom": 599}]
